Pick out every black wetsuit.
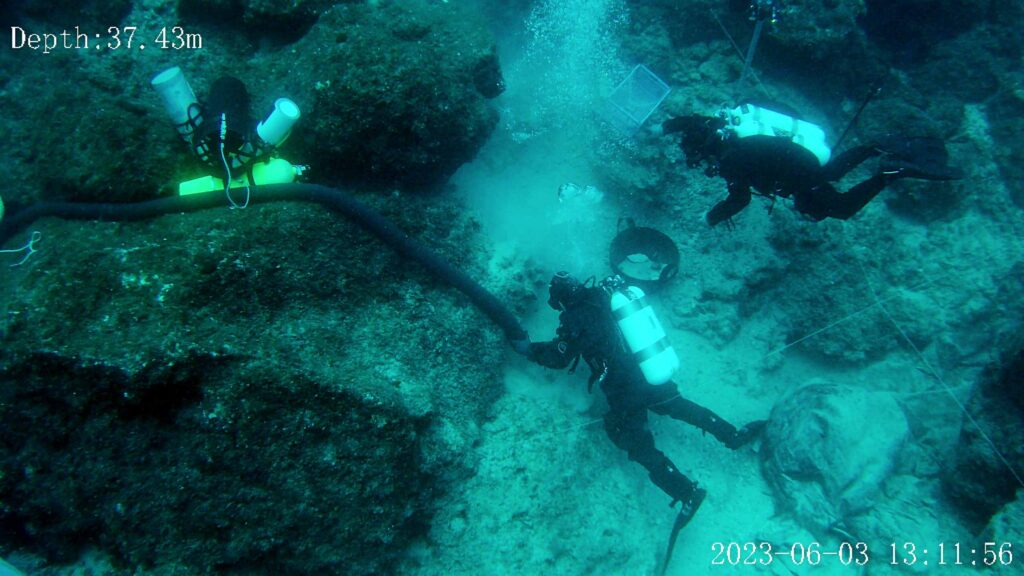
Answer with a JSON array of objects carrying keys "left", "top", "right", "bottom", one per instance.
[
  {"left": 526, "top": 286, "right": 742, "bottom": 504},
  {"left": 662, "top": 115, "right": 889, "bottom": 226}
]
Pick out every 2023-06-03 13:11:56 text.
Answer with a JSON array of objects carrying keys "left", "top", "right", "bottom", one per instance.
[{"left": 710, "top": 541, "right": 1014, "bottom": 568}]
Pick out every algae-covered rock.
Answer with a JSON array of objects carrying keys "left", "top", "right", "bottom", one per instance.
[
  {"left": 770, "top": 0, "right": 866, "bottom": 50},
  {"left": 861, "top": 0, "right": 986, "bottom": 58},
  {"left": 761, "top": 382, "right": 908, "bottom": 533},
  {"left": 0, "top": 0, "right": 502, "bottom": 206},
  {"left": 0, "top": 352, "right": 427, "bottom": 573},
  {"left": 986, "top": 91, "right": 1024, "bottom": 209},
  {"left": 281, "top": 0, "right": 504, "bottom": 189},
  {"left": 944, "top": 332, "right": 1024, "bottom": 528},
  {"left": 986, "top": 493, "right": 1024, "bottom": 575},
  {"left": 0, "top": 193, "right": 513, "bottom": 573}
]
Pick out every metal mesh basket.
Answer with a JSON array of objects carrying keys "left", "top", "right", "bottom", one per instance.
[{"left": 605, "top": 65, "right": 671, "bottom": 134}]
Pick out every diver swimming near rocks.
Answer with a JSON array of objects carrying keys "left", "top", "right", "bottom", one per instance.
[
  {"left": 656, "top": 102, "right": 963, "bottom": 228},
  {"left": 511, "top": 272, "right": 765, "bottom": 571}
]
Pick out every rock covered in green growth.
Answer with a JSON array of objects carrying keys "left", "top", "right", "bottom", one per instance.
[
  {"left": 752, "top": 219, "right": 943, "bottom": 364},
  {"left": 15, "top": 0, "right": 131, "bottom": 29},
  {"left": 285, "top": 0, "right": 504, "bottom": 189},
  {"left": 0, "top": 47, "right": 177, "bottom": 205},
  {"left": 761, "top": 382, "right": 909, "bottom": 535},
  {"left": 860, "top": 0, "right": 989, "bottom": 57},
  {"left": 0, "top": 193, "right": 512, "bottom": 572},
  {"left": 943, "top": 333, "right": 1024, "bottom": 529},
  {"left": 176, "top": 0, "right": 325, "bottom": 43},
  {"left": 987, "top": 91, "right": 1024, "bottom": 209},
  {"left": 986, "top": 494, "right": 1024, "bottom": 575},
  {"left": 770, "top": 0, "right": 866, "bottom": 49},
  {"left": 0, "top": 351, "right": 429, "bottom": 573}
]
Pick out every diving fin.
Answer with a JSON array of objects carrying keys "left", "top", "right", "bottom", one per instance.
[
  {"left": 660, "top": 488, "right": 706, "bottom": 575},
  {"left": 877, "top": 136, "right": 964, "bottom": 181}
]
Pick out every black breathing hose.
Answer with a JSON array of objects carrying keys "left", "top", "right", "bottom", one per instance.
[{"left": 0, "top": 183, "right": 528, "bottom": 342}]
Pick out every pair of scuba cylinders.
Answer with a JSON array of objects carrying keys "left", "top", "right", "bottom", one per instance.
[
  {"left": 606, "top": 278, "right": 680, "bottom": 386},
  {"left": 150, "top": 67, "right": 302, "bottom": 193},
  {"left": 717, "top": 103, "right": 832, "bottom": 167},
  {"left": 151, "top": 66, "right": 300, "bottom": 150}
]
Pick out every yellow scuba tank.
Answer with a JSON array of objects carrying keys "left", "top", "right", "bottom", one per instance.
[
  {"left": 178, "top": 158, "right": 303, "bottom": 196},
  {"left": 719, "top": 103, "right": 832, "bottom": 166},
  {"left": 609, "top": 282, "right": 679, "bottom": 385}
]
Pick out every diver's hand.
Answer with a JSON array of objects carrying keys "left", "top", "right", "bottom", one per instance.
[
  {"left": 510, "top": 334, "right": 532, "bottom": 356},
  {"left": 726, "top": 420, "right": 767, "bottom": 450}
]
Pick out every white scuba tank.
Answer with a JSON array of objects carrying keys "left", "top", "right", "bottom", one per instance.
[
  {"left": 257, "top": 98, "right": 302, "bottom": 146},
  {"left": 151, "top": 66, "right": 200, "bottom": 143},
  {"left": 609, "top": 286, "right": 679, "bottom": 385},
  {"left": 719, "top": 103, "right": 832, "bottom": 166}
]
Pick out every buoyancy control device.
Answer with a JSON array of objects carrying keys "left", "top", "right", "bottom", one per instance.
[
  {"left": 603, "top": 276, "right": 679, "bottom": 385},
  {"left": 718, "top": 103, "right": 831, "bottom": 166}
]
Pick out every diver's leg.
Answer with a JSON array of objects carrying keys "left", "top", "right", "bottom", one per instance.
[
  {"left": 603, "top": 403, "right": 703, "bottom": 508},
  {"left": 793, "top": 177, "right": 888, "bottom": 221},
  {"left": 821, "top": 145, "right": 881, "bottom": 181},
  {"left": 647, "top": 385, "right": 739, "bottom": 445},
  {"left": 647, "top": 383, "right": 763, "bottom": 449}
]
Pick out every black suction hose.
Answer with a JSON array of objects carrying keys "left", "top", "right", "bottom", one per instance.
[{"left": 0, "top": 183, "right": 528, "bottom": 342}]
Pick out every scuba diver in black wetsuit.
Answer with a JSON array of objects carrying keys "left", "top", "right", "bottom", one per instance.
[
  {"left": 511, "top": 272, "right": 765, "bottom": 527},
  {"left": 658, "top": 103, "right": 963, "bottom": 227}
]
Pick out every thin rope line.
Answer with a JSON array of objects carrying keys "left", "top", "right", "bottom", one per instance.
[
  {"left": 860, "top": 264, "right": 1024, "bottom": 490},
  {"left": 710, "top": 9, "right": 772, "bottom": 99},
  {"left": 557, "top": 272, "right": 937, "bottom": 430},
  {"left": 763, "top": 276, "right": 937, "bottom": 358},
  {"left": 557, "top": 276, "right": 939, "bottom": 435}
]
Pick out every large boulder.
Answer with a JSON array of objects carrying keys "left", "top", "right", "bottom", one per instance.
[
  {"left": 943, "top": 332, "right": 1024, "bottom": 528},
  {"left": 0, "top": 193, "right": 513, "bottom": 573},
  {"left": 0, "top": 0, "right": 503, "bottom": 208},
  {"left": 761, "top": 382, "right": 909, "bottom": 534},
  {"left": 277, "top": 0, "right": 504, "bottom": 189}
]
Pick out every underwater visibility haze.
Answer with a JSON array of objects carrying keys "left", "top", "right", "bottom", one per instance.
[{"left": 0, "top": 0, "right": 1022, "bottom": 574}]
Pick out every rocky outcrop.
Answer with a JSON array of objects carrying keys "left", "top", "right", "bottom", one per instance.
[
  {"left": 943, "top": 331, "right": 1024, "bottom": 528},
  {"left": 0, "top": 193, "right": 511, "bottom": 574}
]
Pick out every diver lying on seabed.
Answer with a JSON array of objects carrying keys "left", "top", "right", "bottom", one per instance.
[{"left": 655, "top": 102, "right": 963, "bottom": 227}]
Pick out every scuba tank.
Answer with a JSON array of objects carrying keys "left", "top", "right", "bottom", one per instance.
[
  {"left": 151, "top": 66, "right": 201, "bottom": 143},
  {"left": 718, "top": 103, "right": 831, "bottom": 166},
  {"left": 604, "top": 276, "right": 679, "bottom": 385},
  {"left": 150, "top": 66, "right": 304, "bottom": 197}
]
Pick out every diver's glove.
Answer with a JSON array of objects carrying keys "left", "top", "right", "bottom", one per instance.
[
  {"left": 726, "top": 420, "right": 767, "bottom": 450},
  {"left": 510, "top": 334, "right": 532, "bottom": 356}
]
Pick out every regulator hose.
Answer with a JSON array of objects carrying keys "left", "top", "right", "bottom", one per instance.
[{"left": 0, "top": 183, "right": 528, "bottom": 342}]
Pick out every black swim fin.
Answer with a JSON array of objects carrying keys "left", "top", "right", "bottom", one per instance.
[
  {"left": 660, "top": 488, "right": 706, "bottom": 575},
  {"left": 876, "top": 136, "right": 964, "bottom": 181}
]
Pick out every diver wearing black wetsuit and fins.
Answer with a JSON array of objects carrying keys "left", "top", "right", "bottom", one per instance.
[
  {"left": 511, "top": 273, "right": 765, "bottom": 528},
  {"left": 659, "top": 103, "right": 963, "bottom": 227}
]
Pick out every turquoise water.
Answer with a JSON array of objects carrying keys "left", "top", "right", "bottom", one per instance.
[{"left": 0, "top": 0, "right": 1021, "bottom": 574}]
